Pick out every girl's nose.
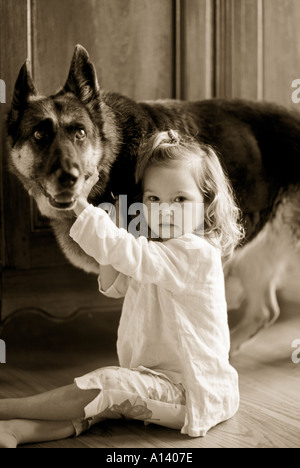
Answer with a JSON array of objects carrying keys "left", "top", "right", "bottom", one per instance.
[{"left": 160, "top": 205, "right": 175, "bottom": 219}]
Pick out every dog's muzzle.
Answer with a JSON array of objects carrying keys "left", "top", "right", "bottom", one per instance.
[
  {"left": 37, "top": 168, "right": 82, "bottom": 210},
  {"left": 56, "top": 167, "right": 80, "bottom": 190},
  {"left": 42, "top": 141, "right": 83, "bottom": 209},
  {"left": 48, "top": 167, "right": 80, "bottom": 209}
]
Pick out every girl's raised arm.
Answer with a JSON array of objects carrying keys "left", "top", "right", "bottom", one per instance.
[{"left": 70, "top": 204, "right": 217, "bottom": 293}]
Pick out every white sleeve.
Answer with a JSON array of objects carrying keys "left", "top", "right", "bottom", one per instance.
[
  {"left": 69, "top": 205, "right": 205, "bottom": 292},
  {"left": 98, "top": 272, "right": 130, "bottom": 299}
]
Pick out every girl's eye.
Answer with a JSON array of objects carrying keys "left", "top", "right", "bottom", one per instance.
[
  {"left": 148, "top": 196, "right": 159, "bottom": 202},
  {"left": 174, "top": 196, "right": 186, "bottom": 203},
  {"left": 75, "top": 129, "right": 86, "bottom": 140},
  {"left": 33, "top": 130, "right": 46, "bottom": 141}
]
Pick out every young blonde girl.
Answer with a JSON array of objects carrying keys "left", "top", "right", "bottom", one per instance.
[{"left": 0, "top": 130, "right": 244, "bottom": 447}]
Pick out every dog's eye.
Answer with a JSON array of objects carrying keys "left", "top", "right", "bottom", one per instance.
[
  {"left": 33, "top": 130, "right": 46, "bottom": 141},
  {"left": 75, "top": 129, "right": 86, "bottom": 140}
]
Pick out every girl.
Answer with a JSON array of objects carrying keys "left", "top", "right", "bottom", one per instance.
[{"left": 0, "top": 130, "right": 244, "bottom": 448}]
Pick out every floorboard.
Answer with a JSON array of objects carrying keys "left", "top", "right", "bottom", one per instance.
[{"left": 0, "top": 297, "right": 299, "bottom": 448}]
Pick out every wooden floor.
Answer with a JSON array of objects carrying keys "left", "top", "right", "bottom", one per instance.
[{"left": 0, "top": 296, "right": 300, "bottom": 448}]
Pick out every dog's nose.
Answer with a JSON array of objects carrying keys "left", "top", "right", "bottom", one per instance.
[{"left": 57, "top": 168, "right": 80, "bottom": 188}]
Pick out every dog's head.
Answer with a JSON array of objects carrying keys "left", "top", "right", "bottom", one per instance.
[{"left": 7, "top": 45, "right": 113, "bottom": 218}]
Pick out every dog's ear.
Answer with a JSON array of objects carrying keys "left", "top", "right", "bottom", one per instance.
[
  {"left": 63, "top": 45, "right": 100, "bottom": 110},
  {"left": 8, "top": 60, "right": 38, "bottom": 123}
]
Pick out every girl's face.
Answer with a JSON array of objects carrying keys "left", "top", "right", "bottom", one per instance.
[{"left": 142, "top": 162, "right": 204, "bottom": 240}]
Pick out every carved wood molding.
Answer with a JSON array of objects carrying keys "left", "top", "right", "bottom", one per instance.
[{"left": 1, "top": 264, "right": 123, "bottom": 326}]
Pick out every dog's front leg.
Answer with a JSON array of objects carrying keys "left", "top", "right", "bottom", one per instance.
[{"left": 225, "top": 206, "right": 293, "bottom": 353}]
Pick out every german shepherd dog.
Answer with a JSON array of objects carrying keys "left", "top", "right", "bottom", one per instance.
[{"left": 7, "top": 45, "right": 300, "bottom": 352}]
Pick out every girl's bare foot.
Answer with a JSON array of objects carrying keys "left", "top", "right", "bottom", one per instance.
[
  {"left": 0, "top": 421, "right": 18, "bottom": 448},
  {"left": 0, "top": 418, "right": 75, "bottom": 447}
]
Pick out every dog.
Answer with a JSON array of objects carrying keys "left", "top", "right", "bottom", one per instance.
[{"left": 6, "top": 44, "right": 300, "bottom": 352}]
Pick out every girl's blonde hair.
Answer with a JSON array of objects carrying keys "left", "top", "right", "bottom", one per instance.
[{"left": 135, "top": 130, "right": 245, "bottom": 259}]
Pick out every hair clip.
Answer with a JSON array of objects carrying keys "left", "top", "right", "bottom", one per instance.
[{"left": 167, "top": 129, "right": 179, "bottom": 145}]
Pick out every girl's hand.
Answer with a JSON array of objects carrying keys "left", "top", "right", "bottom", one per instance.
[{"left": 74, "top": 168, "right": 99, "bottom": 216}]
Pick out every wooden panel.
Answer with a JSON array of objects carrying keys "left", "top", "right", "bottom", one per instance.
[
  {"left": 263, "top": 0, "right": 300, "bottom": 108},
  {"left": 1, "top": 264, "right": 122, "bottom": 321},
  {"left": 0, "top": 0, "right": 31, "bottom": 269},
  {"left": 0, "top": 0, "right": 65, "bottom": 270},
  {"left": 181, "top": 0, "right": 214, "bottom": 100},
  {"left": 32, "top": 0, "right": 174, "bottom": 100},
  {"left": 215, "top": 0, "right": 263, "bottom": 100}
]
